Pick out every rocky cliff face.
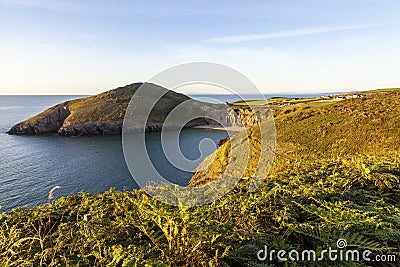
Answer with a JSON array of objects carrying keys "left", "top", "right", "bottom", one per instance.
[
  {"left": 57, "top": 121, "right": 123, "bottom": 136},
  {"left": 226, "top": 106, "right": 272, "bottom": 127},
  {"left": 200, "top": 104, "right": 272, "bottom": 129},
  {"left": 7, "top": 100, "right": 125, "bottom": 136},
  {"left": 7, "top": 83, "right": 272, "bottom": 136},
  {"left": 7, "top": 104, "right": 71, "bottom": 135},
  {"left": 7, "top": 83, "right": 164, "bottom": 136}
]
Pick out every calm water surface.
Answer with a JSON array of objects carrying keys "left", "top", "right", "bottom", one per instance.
[
  {"left": 0, "top": 96, "right": 228, "bottom": 211},
  {"left": 0, "top": 93, "right": 325, "bottom": 211}
]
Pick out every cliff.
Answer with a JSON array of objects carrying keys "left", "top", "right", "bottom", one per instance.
[
  {"left": 7, "top": 103, "right": 71, "bottom": 135},
  {"left": 189, "top": 89, "right": 400, "bottom": 187},
  {"left": 8, "top": 83, "right": 142, "bottom": 136},
  {"left": 8, "top": 83, "right": 201, "bottom": 136},
  {"left": 2, "top": 89, "right": 400, "bottom": 266},
  {"left": 7, "top": 83, "right": 271, "bottom": 136},
  {"left": 226, "top": 105, "right": 272, "bottom": 127}
]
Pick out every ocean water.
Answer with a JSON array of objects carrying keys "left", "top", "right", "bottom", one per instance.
[
  {"left": 0, "top": 95, "right": 229, "bottom": 211},
  {"left": 0, "top": 93, "right": 324, "bottom": 211}
]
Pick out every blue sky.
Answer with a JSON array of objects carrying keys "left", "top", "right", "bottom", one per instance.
[{"left": 0, "top": 0, "right": 400, "bottom": 94}]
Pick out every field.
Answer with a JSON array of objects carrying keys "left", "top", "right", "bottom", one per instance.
[{"left": 1, "top": 89, "right": 400, "bottom": 266}]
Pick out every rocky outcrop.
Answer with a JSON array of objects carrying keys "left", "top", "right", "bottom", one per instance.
[
  {"left": 7, "top": 82, "right": 272, "bottom": 137},
  {"left": 6, "top": 83, "right": 159, "bottom": 136},
  {"left": 57, "top": 121, "right": 123, "bottom": 136},
  {"left": 226, "top": 106, "right": 272, "bottom": 127},
  {"left": 7, "top": 104, "right": 71, "bottom": 135}
]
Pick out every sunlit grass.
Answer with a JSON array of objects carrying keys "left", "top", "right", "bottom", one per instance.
[{"left": 1, "top": 89, "right": 400, "bottom": 266}]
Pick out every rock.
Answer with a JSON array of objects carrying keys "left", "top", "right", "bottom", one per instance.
[
  {"left": 7, "top": 82, "right": 271, "bottom": 137},
  {"left": 7, "top": 104, "right": 71, "bottom": 135},
  {"left": 218, "top": 137, "right": 230, "bottom": 147}
]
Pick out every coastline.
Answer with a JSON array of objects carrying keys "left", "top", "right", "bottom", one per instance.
[{"left": 192, "top": 124, "right": 244, "bottom": 132}]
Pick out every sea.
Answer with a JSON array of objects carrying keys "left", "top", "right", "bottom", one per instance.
[{"left": 0, "top": 93, "right": 324, "bottom": 211}]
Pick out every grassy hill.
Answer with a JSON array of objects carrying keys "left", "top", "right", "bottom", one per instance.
[
  {"left": 190, "top": 89, "right": 400, "bottom": 186},
  {"left": 1, "top": 89, "right": 399, "bottom": 266},
  {"left": 7, "top": 83, "right": 193, "bottom": 136}
]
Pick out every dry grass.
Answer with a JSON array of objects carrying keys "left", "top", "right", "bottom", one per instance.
[{"left": 1, "top": 88, "right": 400, "bottom": 266}]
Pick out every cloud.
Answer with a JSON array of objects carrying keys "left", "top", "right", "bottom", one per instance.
[{"left": 204, "top": 25, "right": 365, "bottom": 44}]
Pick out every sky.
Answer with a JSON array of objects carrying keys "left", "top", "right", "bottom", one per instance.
[{"left": 0, "top": 0, "right": 400, "bottom": 95}]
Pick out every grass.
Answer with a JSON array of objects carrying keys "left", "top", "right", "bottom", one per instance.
[
  {"left": 17, "top": 83, "right": 223, "bottom": 135},
  {"left": 23, "top": 83, "right": 192, "bottom": 128},
  {"left": 63, "top": 83, "right": 193, "bottom": 125},
  {"left": 1, "top": 89, "right": 400, "bottom": 266},
  {"left": 232, "top": 97, "right": 323, "bottom": 107}
]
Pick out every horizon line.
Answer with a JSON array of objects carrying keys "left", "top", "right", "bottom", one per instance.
[{"left": 1, "top": 88, "right": 399, "bottom": 96}]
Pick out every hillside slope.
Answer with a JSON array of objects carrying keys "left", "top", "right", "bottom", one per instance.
[
  {"left": 1, "top": 89, "right": 399, "bottom": 266},
  {"left": 7, "top": 83, "right": 273, "bottom": 137},
  {"left": 189, "top": 89, "right": 400, "bottom": 186},
  {"left": 7, "top": 83, "right": 194, "bottom": 136}
]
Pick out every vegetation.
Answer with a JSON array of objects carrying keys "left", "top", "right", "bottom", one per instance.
[
  {"left": 27, "top": 83, "right": 194, "bottom": 124},
  {"left": 1, "top": 89, "right": 400, "bottom": 266},
  {"left": 9, "top": 83, "right": 196, "bottom": 135}
]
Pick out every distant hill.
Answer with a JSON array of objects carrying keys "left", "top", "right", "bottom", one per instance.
[
  {"left": 7, "top": 83, "right": 193, "bottom": 136},
  {"left": 7, "top": 83, "right": 274, "bottom": 136}
]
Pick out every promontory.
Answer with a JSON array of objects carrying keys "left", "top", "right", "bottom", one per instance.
[{"left": 7, "top": 83, "right": 271, "bottom": 136}]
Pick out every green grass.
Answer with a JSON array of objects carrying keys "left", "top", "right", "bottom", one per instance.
[
  {"left": 1, "top": 89, "right": 400, "bottom": 266},
  {"left": 1, "top": 158, "right": 399, "bottom": 266},
  {"left": 24, "top": 83, "right": 192, "bottom": 128},
  {"left": 231, "top": 96, "right": 334, "bottom": 109}
]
